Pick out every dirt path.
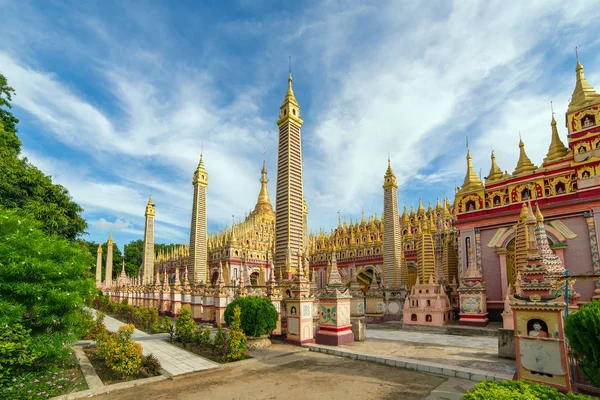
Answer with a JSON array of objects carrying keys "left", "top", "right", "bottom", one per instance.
[{"left": 95, "top": 351, "right": 446, "bottom": 400}]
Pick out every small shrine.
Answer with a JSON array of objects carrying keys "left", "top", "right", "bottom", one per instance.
[
  {"left": 402, "top": 275, "right": 452, "bottom": 326},
  {"left": 315, "top": 251, "right": 354, "bottom": 346},
  {"left": 285, "top": 252, "right": 315, "bottom": 345},
  {"left": 458, "top": 241, "right": 489, "bottom": 326},
  {"left": 511, "top": 204, "right": 573, "bottom": 392}
]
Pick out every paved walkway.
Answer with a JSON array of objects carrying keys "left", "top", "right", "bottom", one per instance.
[
  {"left": 366, "top": 329, "right": 497, "bottom": 350},
  {"left": 98, "top": 312, "right": 220, "bottom": 376}
]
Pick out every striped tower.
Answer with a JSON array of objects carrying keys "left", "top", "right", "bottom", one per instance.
[
  {"left": 275, "top": 74, "right": 305, "bottom": 280},
  {"left": 188, "top": 154, "right": 208, "bottom": 283},
  {"left": 105, "top": 234, "right": 114, "bottom": 288},
  {"left": 141, "top": 195, "right": 155, "bottom": 284},
  {"left": 96, "top": 244, "right": 103, "bottom": 287},
  {"left": 382, "top": 158, "right": 405, "bottom": 288}
]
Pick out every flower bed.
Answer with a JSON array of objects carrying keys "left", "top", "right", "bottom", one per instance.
[
  {"left": 1, "top": 351, "right": 87, "bottom": 399},
  {"left": 92, "top": 296, "right": 172, "bottom": 334}
]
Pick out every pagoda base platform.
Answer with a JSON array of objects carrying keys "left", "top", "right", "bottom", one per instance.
[
  {"left": 458, "top": 313, "right": 489, "bottom": 327},
  {"left": 315, "top": 326, "right": 354, "bottom": 346}
]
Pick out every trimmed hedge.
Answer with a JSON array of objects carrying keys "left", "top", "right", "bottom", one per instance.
[
  {"left": 224, "top": 296, "right": 278, "bottom": 337},
  {"left": 462, "top": 380, "right": 591, "bottom": 399}
]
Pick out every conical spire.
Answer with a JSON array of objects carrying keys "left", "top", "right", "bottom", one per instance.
[
  {"left": 193, "top": 153, "right": 209, "bottom": 186},
  {"left": 569, "top": 57, "right": 600, "bottom": 112},
  {"left": 327, "top": 250, "right": 344, "bottom": 289},
  {"left": 383, "top": 157, "right": 398, "bottom": 189},
  {"left": 284, "top": 73, "right": 297, "bottom": 104},
  {"left": 254, "top": 160, "right": 273, "bottom": 214},
  {"left": 543, "top": 113, "right": 569, "bottom": 164},
  {"left": 417, "top": 197, "right": 425, "bottom": 215},
  {"left": 486, "top": 151, "right": 504, "bottom": 182},
  {"left": 513, "top": 139, "right": 537, "bottom": 175},
  {"left": 459, "top": 150, "right": 484, "bottom": 193}
]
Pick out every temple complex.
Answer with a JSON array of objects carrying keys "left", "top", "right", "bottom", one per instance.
[
  {"left": 454, "top": 57, "right": 600, "bottom": 319},
  {"left": 95, "top": 55, "right": 600, "bottom": 332}
]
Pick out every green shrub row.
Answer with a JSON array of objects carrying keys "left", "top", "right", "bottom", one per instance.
[{"left": 93, "top": 296, "right": 172, "bottom": 334}]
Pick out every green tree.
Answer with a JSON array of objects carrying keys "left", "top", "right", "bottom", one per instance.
[
  {"left": 225, "top": 306, "right": 247, "bottom": 361},
  {"left": 565, "top": 300, "right": 600, "bottom": 387},
  {"left": 0, "top": 73, "right": 87, "bottom": 240},
  {"left": 0, "top": 73, "right": 20, "bottom": 155},
  {"left": 124, "top": 239, "right": 144, "bottom": 275},
  {"left": 0, "top": 207, "right": 96, "bottom": 363}
]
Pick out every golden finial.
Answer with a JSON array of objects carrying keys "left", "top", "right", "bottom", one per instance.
[
  {"left": 543, "top": 101, "right": 569, "bottom": 164},
  {"left": 519, "top": 202, "right": 529, "bottom": 222},
  {"left": 107, "top": 233, "right": 113, "bottom": 246},
  {"left": 383, "top": 156, "right": 398, "bottom": 189},
  {"left": 486, "top": 150, "right": 504, "bottom": 183},
  {"left": 97, "top": 244, "right": 102, "bottom": 253},
  {"left": 513, "top": 137, "right": 537, "bottom": 175},
  {"left": 459, "top": 148, "right": 484, "bottom": 193},
  {"left": 569, "top": 50, "right": 600, "bottom": 112},
  {"left": 193, "top": 153, "right": 208, "bottom": 186},
  {"left": 435, "top": 197, "right": 442, "bottom": 211},
  {"left": 145, "top": 194, "right": 155, "bottom": 217}
]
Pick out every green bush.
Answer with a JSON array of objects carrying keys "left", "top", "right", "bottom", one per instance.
[
  {"left": 224, "top": 296, "right": 278, "bottom": 337},
  {"left": 195, "top": 326, "right": 212, "bottom": 349},
  {"left": 97, "top": 324, "right": 143, "bottom": 378},
  {"left": 225, "top": 306, "right": 247, "bottom": 362},
  {"left": 175, "top": 306, "right": 196, "bottom": 345},
  {"left": 0, "top": 324, "right": 39, "bottom": 383},
  {"left": 0, "top": 207, "right": 96, "bottom": 366},
  {"left": 141, "top": 354, "right": 162, "bottom": 376},
  {"left": 565, "top": 300, "right": 600, "bottom": 387},
  {"left": 462, "top": 380, "right": 591, "bottom": 399},
  {"left": 214, "top": 323, "right": 225, "bottom": 356}
]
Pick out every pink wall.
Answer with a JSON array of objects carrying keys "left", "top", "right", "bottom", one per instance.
[
  {"left": 560, "top": 216, "right": 595, "bottom": 302},
  {"left": 480, "top": 228, "right": 502, "bottom": 302}
]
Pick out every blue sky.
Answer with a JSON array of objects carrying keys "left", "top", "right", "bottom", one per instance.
[{"left": 1, "top": 0, "right": 599, "bottom": 249}]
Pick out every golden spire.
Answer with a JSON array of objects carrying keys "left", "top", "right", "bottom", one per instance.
[
  {"left": 486, "top": 151, "right": 504, "bottom": 183},
  {"left": 145, "top": 194, "right": 155, "bottom": 217},
  {"left": 543, "top": 109, "right": 569, "bottom": 164},
  {"left": 193, "top": 153, "right": 209, "bottom": 186},
  {"left": 402, "top": 206, "right": 410, "bottom": 225},
  {"left": 459, "top": 150, "right": 484, "bottom": 193},
  {"left": 568, "top": 55, "right": 600, "bottom": 112},
  {"left": 97, "top": 244, "right": 102, "bottom": 253},
  {"left": 383, "top": 157, "right": 398, "bottom": 189},
  {"left": 417, "top": 197, "right": 425, "bottom": 215},
  {"left": 513, "top": 139, "right": 537, "bottom": 175},
  {"left": 107, "top": 233, "right": 113, "bottom": 246},
  {"left": 535, "top": 203, "right": 544, "bottom": 222},
  {"left": 435, "top": 198, "right": 442, "bottom": 211},
  {"left": 277, "top": 73, "right": 303, "bottom": 127},
  {"left": 254, "top": 160, "right": 273, "bottom": 213}
]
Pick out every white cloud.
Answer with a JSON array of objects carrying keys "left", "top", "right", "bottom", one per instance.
[
  {"left": 3, "top": 0, "right": 600, "bottom": 245},
  {"left": 91, "top": 217, "right": 133, "bottom": 232}
]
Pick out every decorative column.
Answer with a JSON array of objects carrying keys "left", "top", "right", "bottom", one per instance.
[
  {"left": 202, "top": 285, "right": 215, "bottom": 322},
  {"left": 496, "top": 248, "right": 509, "bottom": 298},
  {"left": 171, "top": 268, "right": 182, "bottom": 317},
  {"left": 316, "top": 251, "right": 354, "bottom": 345},
  {"left": 161, "top": 271, "right": 171, "bottom": 316},
  {"left": 181, "top": 270, "right": 192, "bottom": 314},
  {"left": 96, "top": 244, "right": 103, "bottom": 288},
  {"left": 214, "top": 263, "right": 228, "bottom": 326},
  {"left": 349, "top": 265, "right": 366, "bottom": 341},
  {"left": 584, "top": 211, "right": 600, "bottom": 299},
  {"left": 191, "top": 281, "right": 204, "bottom": 321},
  {"left": 105, "top": 234, "right": 114, "bottom": 290},
  {"left": 285, "top": 254, "right": 314, "bottom": 345},
  {"left": 457, "top": 232, "right": 489, "bottom": 326},
  {"left": 267, "top": 263, "right": 283, "bottom": 335}
]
